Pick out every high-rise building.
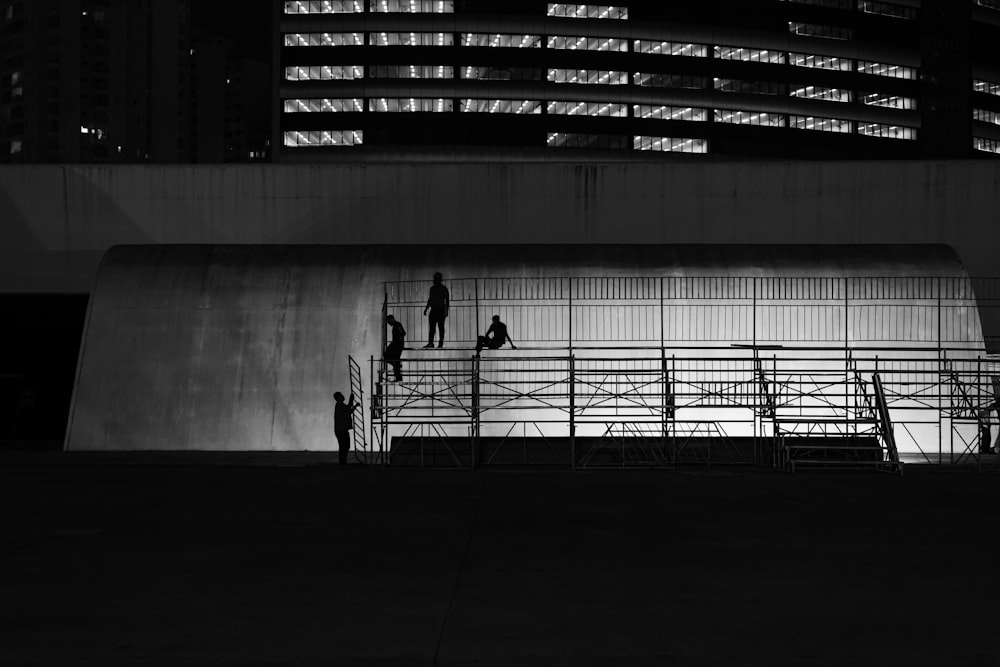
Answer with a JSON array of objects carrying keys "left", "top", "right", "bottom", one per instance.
[
  {"left": 0, "top": 0, "right": 193, "bottom": 163},
  {"left": 274, "top": 0, "right": 1000, "bottom": 161}
]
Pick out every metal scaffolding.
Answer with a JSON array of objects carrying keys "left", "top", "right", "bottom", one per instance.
[{"left": 370, "top": 276, "right": 1000, "bottom": 470}]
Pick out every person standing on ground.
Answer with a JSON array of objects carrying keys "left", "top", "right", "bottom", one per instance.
[
  {"left": 333, "top": 391, "right": 358, "bottom": 468},
  {"left": 385, "top": 314, "right": 406, "bottom": 381},
  {"left": 423, "top": 272, "right": 450, "bottom": 349}
]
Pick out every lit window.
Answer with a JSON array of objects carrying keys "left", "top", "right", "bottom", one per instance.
[
  {"left": 974, "top": 108, "right": 1000, "bottom": 126},
  {"left": 369, "top": 0, "right": 454, "bottom": 11},
  {"left": 634, "top": 40, "right": 706, "bottom": 57},
  {"left": 547, "top": 69, "right": 628, "bottom": 85},
  {"left": 633, "top": 105, "right": 707, "bottom": 121},
  {"left": 857, "top": 61, "right": 916, "bottom": 79},
  {"left": 861, "top": 93, "right": 915, "bottom": 109},
  {"left": 547, "top": 133, "right": 629, "bottom": 149},
  {"left": 547, "top": 35, "right": 627, "bottom": 51},
  {"left": 284, "top": 66, "right": 363, "bottom": 81},
  {"left": 284, "top": 98, "right": 363, "bottom": 112},
  {"left": 461, "top": 66, "right": 540, "bottom": 80},
  {"left": 974, "top": 137, "right": 1000, "bottom": 154},
  {"left": 713, "top": 110, "right": 787, "bottom": 127},
  {"left": 547, "top": 100, "right": 627, "bottom": 116},
  {"left": 974, "top": 79, "right": 1000, "bottom": 96},
  {"left": 283, "top": 1, "right": 363, "bottom": 13},
  {"left": 788, "top": 22, "right": 853, "bottom": 40},
  {"left": 789, "top": 52, "right": 851, "bottom": 71},
  {"left": 369, "top": 65, "right": 453, "bottom": 78},
  {"left": 859, "top": 1, "right": 917, "bottom": 19},
  {"left": 284, "top": 33, "right": 363, "bottom": 47},
  {"left": 459, "top": 99, "right": 542, "bottom": 114},
  {"left": 790, "top": 85, "right": 853, "bottom": 103},
  {"left": 714, "top": 79, "right": 786, "bottom": 95},
  {"left": 789, "top": 115, "right": 852, "bottom": 132},
  {"left": 371, "top": 32, "right": 453, "bottom": 46},
  {"left": 283, "top": 130, "right": 363, "bottom": 147},
  {"left": 10, "top": 139, "right": 22, "bottom": 154},
  {"left": 857, "top": 123, "right": 916, "bottom": 140},
  {"left": 634, "top": 73, "right": 706, "bottom": 89},
  {"left": 461, "top": 34, "right": 541, "bottom": 48},
  {"left": 976, "top": 0, "right": 1000, "bottom": 9},
  {"left": 369, "top": 98, "right": 453, "bottom": 112},
  {"left": 633, "top": 136, "right": 708, "bottom": 153},
  {"left": 714, "top": 46, "right": 785, "bottom": 64},
  {"left": 546, "top": 4, "right": 628, "bottom": 19},
  {"left": 11, "top": 71, "right": 22, "bottom": 85}
]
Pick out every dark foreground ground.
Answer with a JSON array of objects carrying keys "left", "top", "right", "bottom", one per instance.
[{"left": 2, "top": 453, "right": 999, "bottom": 666}]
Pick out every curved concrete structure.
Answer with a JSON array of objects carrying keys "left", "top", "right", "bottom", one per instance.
[{"left": 65, "top": 243, "right": 982, "bottom": 452}]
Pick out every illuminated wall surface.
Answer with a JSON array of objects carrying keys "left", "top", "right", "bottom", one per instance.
[
  {"left": 275, "top": 0, "right": 1000, "bottom": 159},
  {"left": 65, "top": 244, "right": 995, "bottom": 459}
]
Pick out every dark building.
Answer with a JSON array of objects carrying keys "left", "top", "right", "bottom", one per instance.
[
  {"left": 274, "top": 0, "right": 1000, "bottom": 161},
  {"left": 0, "top": 0, "right": 194, "bottom": 163}
]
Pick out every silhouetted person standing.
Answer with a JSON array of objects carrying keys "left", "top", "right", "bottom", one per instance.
[
  {"left": 333, "top": 391, "right": 358, "bottom": 468},
  {"left": 423, "top": 272, "right": 450, "bottom": 348},
  {"left": 385, "top": 314, "right": 406, "bottom": 381},
  {"left": 477, "top": 315, "right": 516, "bottom": 352}
]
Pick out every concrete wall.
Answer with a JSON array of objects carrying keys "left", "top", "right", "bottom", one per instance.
[
  {"left": 65, "top": 244, "right": 976, "bottom": 452},
  {"left": 2, "top": 160, "right": 999, "bottom": 293}
]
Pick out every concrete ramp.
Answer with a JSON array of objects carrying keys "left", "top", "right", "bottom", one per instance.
[{"left": 65, "top": 244, "right": 979, "bottom": 451}]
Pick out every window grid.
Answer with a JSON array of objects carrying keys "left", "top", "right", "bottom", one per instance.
[
  {"left": 546, "top": 4, "right": 628, "bottom": 19},
  {"left": 861, "top": 92, "right": 915, "bottom": 109},
  {"left": 634, "top": 40, "right": 707, "bottom": 57},
  {"left": 857, "top": 123, "right": 916, "bottom": 140},
  {"left": 789, "top": 52, "right": 852, "bottom": 71},
  {"left": 369, "top": 0, "right": 454, "bottom": 12},
  {"left": 858, "top": 61, "right": 917, "bottom": 79},
  {"left": 462, "top": 66, "right": 541, "bottom": 80},
  {"left": 371, "top": 32, "right": 454, "bottom": 46},
  {"left": 284, "top": 1, "right": 362, "bottom": 13},
  {"left": 284, "top": 98, "right": 363, "bottom": 113},
  {"left": 369, "top": 98, "right": 453, "bottom": 112},
  {"left": 974, "top": 137, "right": 1000, "bottom": 154},
  {"left": 284, "top": 65, "right": 363, "bottom": 81},
  {"left": 973, "top": 108, "right": 1000, "bottom": 126},
  {"left": 790, "top": 85, "right": 852, "bottom": 103},
  {"left": 974, "top": 79, "right": 1000, "bottom": 96},
  {"left": 547, "top": 100, "right": 628, "bottom": 116},
  {"left": 778, "top": 0, "right": 852, "bottom": 7},
  {"left": 788, "top": 22, "right": 853, "bottom": 40},
  {"left": 789, "top": 115, "right": 852, "bottom": 132},
  {"left": 714, "top": 110, "right": 788, "bottom": 127},
  {"left": 634, "top": 73, "right": 706, "bottom": 89},
  {"left": 462, "top": 34, "right": 542, "bottom": 48},
  {"left": 283, "top": 130, "right": 363, "bottom": 147},
  {"left": 284, "top": 33, "right": 363, "bottom": 47},
  {"left": 634, "top": 105, "right": 707, "bottom": 121},
  {"left": 859, "top": 1, "right": 917, "bottom": 19},
  {"left": 369, "top": 65, "right": 453, "bottom": 78},
  {"left": 460, "top": 99, "right": 542, "bottom": 114},
  {"left": 547, "top": 132, "right": 629, "bottom": 149},
  {"left": 633, "top": 136, "right": 708, "bottom": 153},
  {"left": 547, "top": 69, "right": 628, "bottom": 85},
  {"left": 547, "top": 36, "right": 628, "bottom": 51},
  {"left": 715, "top": 79, "right": 786, "bottom": 95},
  {"left": 714, "top": 46, "right": 786, "bottom": 64}
]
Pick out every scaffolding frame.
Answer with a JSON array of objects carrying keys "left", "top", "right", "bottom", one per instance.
[{"left": 369, "top": 275, "right": 1000, "bottom": 470}]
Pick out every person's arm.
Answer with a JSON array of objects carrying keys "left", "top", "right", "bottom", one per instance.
[
  {"left": 423, "top": 289, "right": 432, "bottom": 316},
  {"left": 444, "top": 287, "right": 450, "bottom": 317},
  {"left": 506, "top": 331, "right": 516, "bottom": 349},
  {"left": 348, "top": 393, "right": 358, "bottom": 411}
]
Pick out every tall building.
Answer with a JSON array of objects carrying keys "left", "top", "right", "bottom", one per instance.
[
  {"left": 274, "top": 0, "right": 1000, "bottom": 161},
  {"left": 0, "top": 0, "right": 193, "bottom": 163}
]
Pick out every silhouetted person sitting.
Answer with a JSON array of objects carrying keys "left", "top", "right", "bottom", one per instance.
[
  {"left": 422, "top": 272, "right": 450, "bottom": 348},
  {"left": 333, "top": 391, "right": 358, "bottom": 468},
  {"left": 385, "top": 314, "right": 406, "bottom": 381},
  {"left": 477, "top": 315, "right": 516, "bottom": 353}
]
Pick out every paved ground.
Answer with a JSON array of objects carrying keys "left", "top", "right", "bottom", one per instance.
[{"left": 2, "top": 453, "right": 999, "bottom": 666}]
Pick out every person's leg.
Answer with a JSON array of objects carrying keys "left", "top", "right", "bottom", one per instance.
[
  {"left": 476, "top": 335, "right": 486, "bottom": 352},
  {"left": 425, "top": 316, "right": 435, "bottom": 347},
  {"left": 488, "top": 337, "right": 504, "bottom": 350},
  {"left": 336, "top": 430, "right": 349, "bottom": 467},
  {"left": 436, "top": 314, "right": 445, "bottom": 347}
]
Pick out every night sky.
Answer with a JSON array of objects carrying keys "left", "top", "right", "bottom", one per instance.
[{"left": 192, "top": 0, "right": 273, "bottom": 61}]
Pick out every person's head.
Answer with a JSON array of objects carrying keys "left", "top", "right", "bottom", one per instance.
[
  {"left": 334, "top": 391, "right": 344, "bottom": 403},
  {"left": 433, "top": 272, "right": 443, "bottom": 283},
  {"left": 386, "top": 314, "right": 396, "bottom": 325},
  {"left": 492, "top": 314, "right": 500, "bottom": 323}
]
